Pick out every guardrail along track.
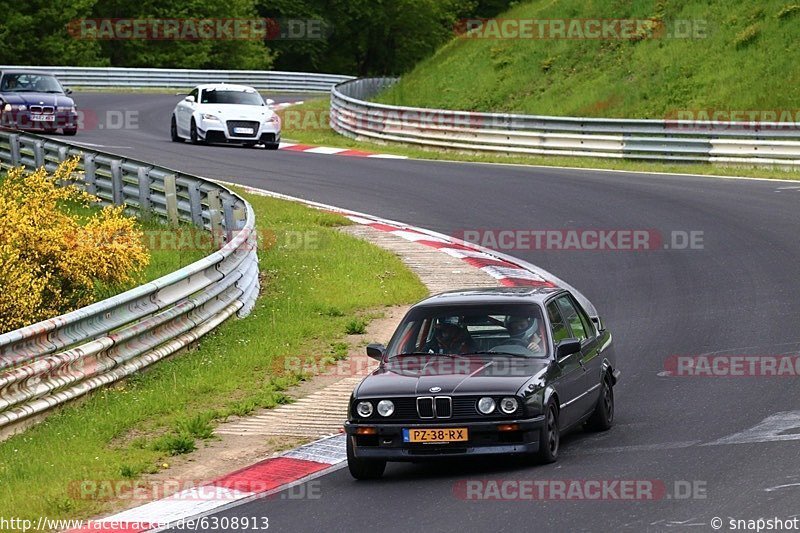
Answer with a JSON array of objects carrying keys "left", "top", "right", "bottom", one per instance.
[
  {"left": 0, "top": 65, "right": 354, "bottom": 92},
  {"left": 330, "top": 78, "right": 800, "bottom": 166},
  {"left": 0, "top": 131, "right": 259, "bottom": 433}
]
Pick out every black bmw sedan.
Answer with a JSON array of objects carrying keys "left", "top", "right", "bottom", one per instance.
[{"left": 345, "top": 287, "right": 619, "bottom": 479}]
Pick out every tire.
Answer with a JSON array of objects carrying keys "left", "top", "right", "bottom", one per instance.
[
  {"left": 346, "top": 437, "right": 386, "bottom": 480},
  {"left": 264, "top": 142, "right": 280, "bottom": 150},
  {"left": 536, "top": 401, "right": 560, "bottom": 464},
  {"left": 586, "top": 375, "right": 614, "bottom": 432},
  {"left": 189, "top": 119, "right": 203, "bottom": 144},
  {"left": 243, "top": 142, "right": 257, "bottom": 148},
  {"left": 171, "top": 116, "right": 183, "bottom": 142},
  {"left": 63, "top": 127, "right": 77, "bottom": 136}
]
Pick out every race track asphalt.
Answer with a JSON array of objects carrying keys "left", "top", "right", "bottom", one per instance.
[{"left": 62, "top": 93, "right": 800, "bottom": 532}]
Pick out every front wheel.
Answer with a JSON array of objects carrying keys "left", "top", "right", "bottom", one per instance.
[
  {"left": 171, "top": 116, "right": 183, "bottom": 142},
  {"left": 346, "top": 437, "right": 386, "bottom": 480},
  {"left": 585, "top": 376, "right": 614, "bottom": 431},
  {"left": 189, "top": 119, "right": 203, "bottom": 144},
  {"left": 263, "top": 142, "right": 280, "bottom": 150},
  {"left": 536, "top": 402, "right": 560, "bottom": 464},
  {"left": 63, "top": 127, "right": 77, "bottom": 136}
]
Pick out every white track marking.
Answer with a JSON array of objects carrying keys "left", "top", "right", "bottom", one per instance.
[{"left": 703, "top": 411, "right": 800, "bottom": 445}]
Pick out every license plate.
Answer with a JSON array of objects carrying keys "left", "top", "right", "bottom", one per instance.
[
  {"left": 31, "top": 115, "right": 55, "bottom": 122},
  {"left": 403, "top": 427, "right": 468, "bottom": 443},
  {"left": 233, "top": 127, "right": 254, "bottom": 134}
]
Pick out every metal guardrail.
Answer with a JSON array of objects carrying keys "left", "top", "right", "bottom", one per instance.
[
  {"left": 0, "top": 65, "right": 354, "bottom": 92},
  {"left": 331, "top": 78, "right": 800, "bottom": 166},
  {"left": 0, "top": 130, "right": 259, "bottom": 432}
]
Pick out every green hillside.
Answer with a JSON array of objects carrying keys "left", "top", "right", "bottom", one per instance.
[{"left": 376, "top": 0, "right": 800, "bottom": 118}]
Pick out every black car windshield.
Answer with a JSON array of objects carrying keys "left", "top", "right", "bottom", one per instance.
[
  {"left": 0, "top": 73, "right": 64, "bottom": 93},
  {"left": 200, "top": 89, "right": 263, "bottom": 105},
  {"left": 386, "top": 303, "right": 549, "bottom": 359}
]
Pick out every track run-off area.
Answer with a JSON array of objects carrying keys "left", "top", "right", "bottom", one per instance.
[{"left": 61, "top": 92, "right": 800, "bottom": 532}]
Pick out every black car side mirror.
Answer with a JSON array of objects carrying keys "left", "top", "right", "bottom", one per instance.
[
  {"left": 64, "top": 87, "right": 73, "bottom": 95},
  {"left": 556, "top": 338, "right": 581, "bottom": 359},
  {"left": 366, "top": 343, "right": 386, "bottom": 361}
]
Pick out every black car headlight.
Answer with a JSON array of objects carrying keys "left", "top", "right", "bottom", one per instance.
[
  {"left": 477, "top": 396, "right": 496, "bottom": 415},
  {"left": 377, "top": 400, "right": 394, "bottom": 417},
  {"left": 500, "top": 397, "right": 519, "bottom": 414},
  {"left": 356, "top": 401, "right": 373, "bottom": 417}
]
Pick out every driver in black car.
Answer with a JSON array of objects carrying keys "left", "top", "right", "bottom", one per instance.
[
  {"left": 426, "top": 322, "right": 476, "bottom": 354},
  {"left": 506, "top": 315, "right": 544, "bottom": 353}
]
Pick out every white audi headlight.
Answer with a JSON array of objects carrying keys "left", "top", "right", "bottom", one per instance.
[
  {"left": 477, "top": 396, "right": 496, "bottom": 415},
  {"left": 377, "top": 400, "right": 394, "bottom": 417},
  {"left": 356, "top": 401, "right": 373, "bottom": 418},
  {"left": 500, "top": 397, "right": 519, "bottom": 414},
  {"left": 201, "top": 113, "right": 220, "bottom": 121}
]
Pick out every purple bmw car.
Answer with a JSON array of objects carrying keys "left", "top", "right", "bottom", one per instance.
[{"left": 0, "top": 70, "right": 78, "bottom": 135}]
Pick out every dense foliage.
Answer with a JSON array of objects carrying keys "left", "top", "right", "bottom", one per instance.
[
  {"left": 0, "top": 159, "right": 149, "bottom": 333},
  {"left": 0, "top": 0, "right": 514, "bottom": 74}
]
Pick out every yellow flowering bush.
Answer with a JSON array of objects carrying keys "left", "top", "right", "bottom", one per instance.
[{"left": 0, "top": 158, "right": 150, "bottom": 333}]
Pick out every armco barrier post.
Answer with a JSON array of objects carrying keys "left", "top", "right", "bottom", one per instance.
[
  {"left": 84, "top": 153, "right": 97, "bottom": 194},
  {"left": 9, "top": 134, "right": 20, "bottom": 165},
  {"left": 137, "top": 166, "right": 152, "bottom": 218},
  {"left": 33, "top": 140, "right": 44, "bottom": 168},
  {"left": 163, "top": 174, "right": 180, "bottom": 226},
  {"left": 110, "top": 160, "right": 123, "bottom": 205},
  {"left": 206, "top": 189, "right": 224, "bottom": 242},
  {"left": 222, "top": 196, "right": 236, "bottom": 240},
  {"left": 188, "top": 181, "right": 203, "bottom": 227}
]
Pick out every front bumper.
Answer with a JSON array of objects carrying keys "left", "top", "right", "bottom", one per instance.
[
  {"left": 199, "top": 120, "right": 280, "bottom": 145},
  {"left": 345, "top": 416, "right": 545, "bottom": 461},
  {"left": 1, "top": 111, "right": 78, "bottom": 130}
]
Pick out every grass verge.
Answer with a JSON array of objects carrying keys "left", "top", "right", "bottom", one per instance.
[
  {"left": 0, "top": 190, "right": 426, "bottom": 522},
  {"left": 279, "top": 99, "right": 800, "bottom": 182},
  {"left": 376, "top": 0, "right": 800, "bottom": 118}
]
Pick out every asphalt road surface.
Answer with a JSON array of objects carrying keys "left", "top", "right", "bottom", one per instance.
[{"left": 58, "top": 93, "right": 800, "bottom": 532}]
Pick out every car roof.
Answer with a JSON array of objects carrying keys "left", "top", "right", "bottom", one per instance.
[
  {"left": 194, "top": 83, "right": 258, "bottom": 92},
  {"left": 412, "top": 286, "right": 565, "bottom": 308}
]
